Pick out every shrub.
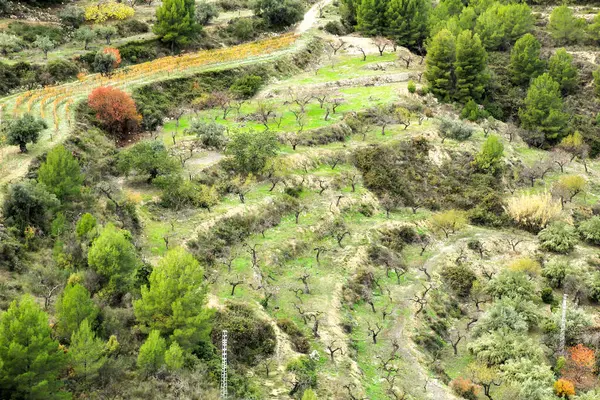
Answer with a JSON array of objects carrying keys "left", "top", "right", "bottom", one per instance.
[
  {"left": 185, "top": 120, "right": 228, "bottom": 150},
  {"left": 324, "top": 20, "right": 346, "bottom": 35},
  {"left": 450, "top": 377, "right": 479, "bottom": 400},
  {"left": 578, "top": 216, "right": 600, "bottom": 245},
  {"left": 277, "top": 319, "right": 310, "bottom": 353},
  {"left": 116, "top": 19, "right": 149, "bottom": 36},
  {"left": 228, "top": 17, "right": 256, "bottom": 42},
  {"left": 538, "top": 222, "right": 579, "bottom": 254},
  {"left": 7, "top": 22, "right": 64, "bottom": 44},
  {"left": 542, "top": 259, "right": 569, "bottom": 288},
  {"left": 217, "top": 0, "right": 248, "bottom": 11},
  {"left": 505, "top": 193, "right": 561, "bottom": 233},
  {"left": 429, "top": 209, "right": 468, "bottom": 238},
  {"left": 407, "top": 79, "right": 416, "bottom": 94},
  {"left": 460, "top": 99, "right": 488, "bottom": 121},
  {"left": 2, "top": 180, "right": 59, "bottom": 234},
  {"left": 84, "top": 2, "right": 135, "bottom": 22},
  {"left": 230, "top": 75, "right": 263, "bottom": 98},
  {"left": 440, "top": 264, "right": 477, "bottom": 297},
  {"left": 541, "top": 287, "right": 554, "bottom": 304},
  {"left": 118, "top": 140, "right": 180, "bottom": 182},
  {"left": 438, "top": 118, "right": 474, "bottom": 142},
  {"left": 88, "top": 86, "right": 141, "bottom": 136},
  {"left": 195, "top": 1, "right": 219, "bottom": 25},
  {"left": 118, "top": 41, "right": 157, "bottom": 64},
  {"left": 3, "top": 113, "right": 48, "bottom": 153},
  {"left": 0, "top": 33, "right": 24, "bottom": 56},
  {"left": 59, "top": 6, "right": 85, "bottom": 28},
  {"left": 253, "top": 0, "right": 304, "bottom": 29},
  {"left": 46, "top": 60, "right": 79, "bottom": 82},
  {"left": 508, "top": 257, "right": 541, "bottom": 276},
  {"left": 211, "top": 303, "right": 276, "bottom": 366},
  {"left": 93, "top": 48, "right": 121, "bottom": 75}
]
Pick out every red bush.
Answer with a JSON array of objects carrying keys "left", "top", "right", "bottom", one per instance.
[
  {"left": 88, "top": 86, "right": 141, "bottom": 136},
  {"left": 562, "top": 344, "right": 598, "bottom": 391}
]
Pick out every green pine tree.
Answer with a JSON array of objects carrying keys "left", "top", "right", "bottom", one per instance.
[
  {"left": 137, "top": 330, "right": 167, "bottom": 375},
  {"left": 153, "top": 0, "right": 197, "bottom": 51},
  {"left": 356, "top": 0, "right": 388, "bottom": 36},
  {"left": 519, "top": 73, "right": 568, "bottom": 143},
  {"left": 425, "top": 29, "right": 456, "bottom": 102},
  {"left": 548, "top": 5, "right": 585, "bottom": 45},
  {"left": 37, "top": 145, "right": 84, "bottom": 201},
  {"left": 385, "top": 0, "right": 429, "bottom": 50},
  {"left": 69, "top": 319, "right": 106, "bottom": 381},
  {"left": 548, "top": 48, "right": 578, "bottom": 95},
  {"left": 55, "top": 283, "right": 100, "bottom": 341},
  {"left": 454, "top": 30, "right": 488, "bottom": 103},
  {"left": 509, "top": 33, "right": 546, "bottom": 86},
  {"left": 165, "top": 342, "right": 185, "bottom": 372},
  {"left": 134, "top": 247, "right": 211, "bottom": 350},
  {"left": 474, "top": 135, "right": 504, "bottom": 174},
  {"left": 0, "top": 295, "right": 70, "bottom": 400},
  {"left": 87, "top": 223, "right": 139, "bottom": 300}
]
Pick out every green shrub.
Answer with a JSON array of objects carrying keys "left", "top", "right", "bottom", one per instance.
[
  {"left": 277, "top": 318, "right": 310, "bottom": 353},
  {"left": 217, "top": 0, "right": 248, "bottom": 11},
  {"left": 228, "top": 17, "right": 257, "bottom": 42},
  {"left": 59, "top": 6, "right": 85, "bottom": 28},
  {"left": 196, "top": 1, "right": 219, "bottom": 24},
  {"left": 116, "top": 19, "right": 149, "bottom": 36},
  {"left": 7, "top": 22, "right": 64, "bottom": 44},
  {"left": 578, "top": 216, "right": 600, "bottom": 245},
  {"left": 538, "top": 222, "right": 578, "bottom": 254},
  {"left": 211, "top": 303, "right": 276, "bottom": 366},
  {"left": 118, "top": 41, "right": 157, "bottom": 64},
  {"left": 438, "top": 118, "right": 474, "bottom": 142},
  {"left": 230, "top": 74, "right": 263, "bottom": 98},
  {"left": 460, "top": 99, "right": 489, "bottom": 121},
  {"left": 46, "top": 59, "right": 79, "bottom": 82},
  {"left": 324, "top": 20, "right": 346, "bottom": 35},
  {"left": 542, "top": 259, "right": 569, "bottom": 288},
  {"left": 185, "top": 119, "right": 228, "bottom": 150},
  {"left": 407, "top": 79, "right": 417, "bottom": 94},
  {"left": 440, "top": 263, "right": 477, "bottom": 297},
  {"left": 541, "top": 287, "right": 554, "bottom": 304}
]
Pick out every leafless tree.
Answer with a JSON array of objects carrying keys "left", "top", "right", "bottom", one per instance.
[
  {"left": 317, "top": 178, "right": 328, "bottom": 195},
  {"left": 411, "top": 283, "right": 433, "bottom": 315},
  {"left": 505, "top": 237, "right": 523, "bottom": 253},
  {"left": 398, "top": 50, "right": 413, "bottom": 68},
  {"left": 552, "top": 149, "right": 571, "bottom": 173},
  {"left": 308, "top": 311, "right": 323, "bottom": 338},
  {"left": 367, "top": 321, "right": 383, "bottom": 344},
  {"left": 373, "top": 36, "right": 392, "bottom": 56},
  {"left": 328, "top": 38, "right": 346, "bottom": 55},
  {"left": 255, "top": 100, "right": 275, "bottom": 129},
  {"left": 447, "top": 328, "right": 465, "bottom": 356},
  {"left": 314, "top": 246, "right": 327, "bottom": 265},
  {"left": 228, "top": 275, "right": 245, "bottom": 296},
  {"left": 299, "top": 271, "right": 311, "bottom": 294}
]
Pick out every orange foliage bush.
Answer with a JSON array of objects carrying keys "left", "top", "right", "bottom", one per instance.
[
  {"left": 554, "top": 379, "right": 576, "bottom": 398},
  {"left": 562, "top": 344, "right": 598, "bottom": 391},
  {"left": 450, "top": 377, "right": 480, "bottom": 400},
  {"left": 88, "top": 86, "right": 141, "bottom": 136},
  {"left": 103, "top": 47, "right": 122, "bottom": 69}
]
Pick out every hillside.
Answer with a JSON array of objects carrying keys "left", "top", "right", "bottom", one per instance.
[{"left": 1, "top": 0, "right": 600, "bottom": 399}]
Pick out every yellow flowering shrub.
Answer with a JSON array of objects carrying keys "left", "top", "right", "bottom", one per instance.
[{"left": 85, "top": 2, "right": 135, "bottom": 22}]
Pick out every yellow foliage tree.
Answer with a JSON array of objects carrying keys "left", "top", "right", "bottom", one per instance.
[
  {"left": 508, "top": 257, "right": 541, "bottom": 276},
  {"left": 430, "top": 209, "right": 468, "bottom": 238}
]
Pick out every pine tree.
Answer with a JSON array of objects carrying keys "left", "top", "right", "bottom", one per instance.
[
  {"left": 385, "top": 0, "right": 429, "bottom": 50},
  {"left": 165, "top": 342, "right": 185, "bottom": 372},
  {"left": 548, "top": 5, "right": 585, "bottom": 45},
  {"left": 519, "top": 73, "right": 568, "bottom": 144},
  {"left": 87, "top": 223, "right": 139, "bottom": 299},
  {"left": 509, "top": 33, "right": 546, "bottom": 87},
  {"left": 0, "top": 295, "right": 69, "bottom": 399},
  {"left": 548, "top": 48, "right": 578, "bottom": 95},
  {"left": 137, "top": 330, "right": 166, "bottom": 375},
  {"left": 153, "top": 0, "right": 197, "bottom": 51},
  {"left": 134, "top": 247, "right": 211, "bottom": 350},
  {"left": 356, "top": 0, "right": 388, "bottom": 36},
  {"left": 425, "top": 29, "right": 456, "bottom": 102},
  {"left": 55, "top": 283, "right": 99, "bottom": 341},
  {"left": 454, "top": 30, "right": 488, "bottom": 103},
  {"left": 474, "top": 135, "right": 504, "bottom": 174},
  {"left": 37, "top": 145, "right": 84, "bottom": 201},
  {"left": 69, "top": 319, "right": 106, "bottom": 381}
]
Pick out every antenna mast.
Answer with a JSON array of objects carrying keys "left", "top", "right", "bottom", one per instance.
[{"left": 221, "top": 330, "right": 228, "bottom": 399}]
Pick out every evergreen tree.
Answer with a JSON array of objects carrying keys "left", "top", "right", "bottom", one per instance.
[
  {"left": 37, "top": 145, "right": 84, "bottom": 201},
  {"left": 137, "top": 330, "right": 166, "bottom": 375},
  {"left": 385, "top": 0, "right": 429, "bottom": 50},
  {"left": 509, "top": 33, "right": 545, "bottom": 87},
  {"left": 454, "top": 30, "right": 488, "bottom": 103},
  {"left": 55, "top": 283, "right": 99, "bottom": 341},
  {"left": 519, "top": 73, "right": 568, "bottom": 144},
  {"left": 2, "top": 179, "right": 59, "bottom": 233},
  {"left": 548, "top": 5, "right": 585, "bottom": 45},
  {"left": 340, "top": 0, "right": 359, "bottom": 27},
  {"left": 0, "top": 295, "right": 69, "bottom": 400},
  {"left": 3, "top": 113, "right": 47, "bottom": 153},
  {"left": 69, "top": 319, "right": 106, "bottom": 381},
  {"left": 134, "top": 247, "right": 211, "bottom": 350},
  {"left": 548, "top": 48, "right": 578, "bottom": 95},
  {"left": 425, "top": 29, "right": 456, "bottom": 102},
  {"left": 87, "top": 223, "right": 139, "bottom": 299},
  {"left": 474, "top": 135, "right": 504, "bottom": 174},
  {"left": 356, "top": 0, "right": 388, "bottom": 36},
  {"left": 164, "top": 342, "right": 185, "bottom": 372},
  {"left": 153, "top": 0, "right": 197, "bottom": 51}
]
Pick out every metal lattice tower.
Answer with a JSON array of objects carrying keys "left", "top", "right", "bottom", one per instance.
[
  {"left": 220, "top": 330, "right": 228, "bottom": 399},
  {"left": 559, "top": 294, "right": 568, "bottom": 356}
]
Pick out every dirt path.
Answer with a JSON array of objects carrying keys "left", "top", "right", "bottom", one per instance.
[{"left": 296, "top": 0, "right": 333, "bottom": 33}]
